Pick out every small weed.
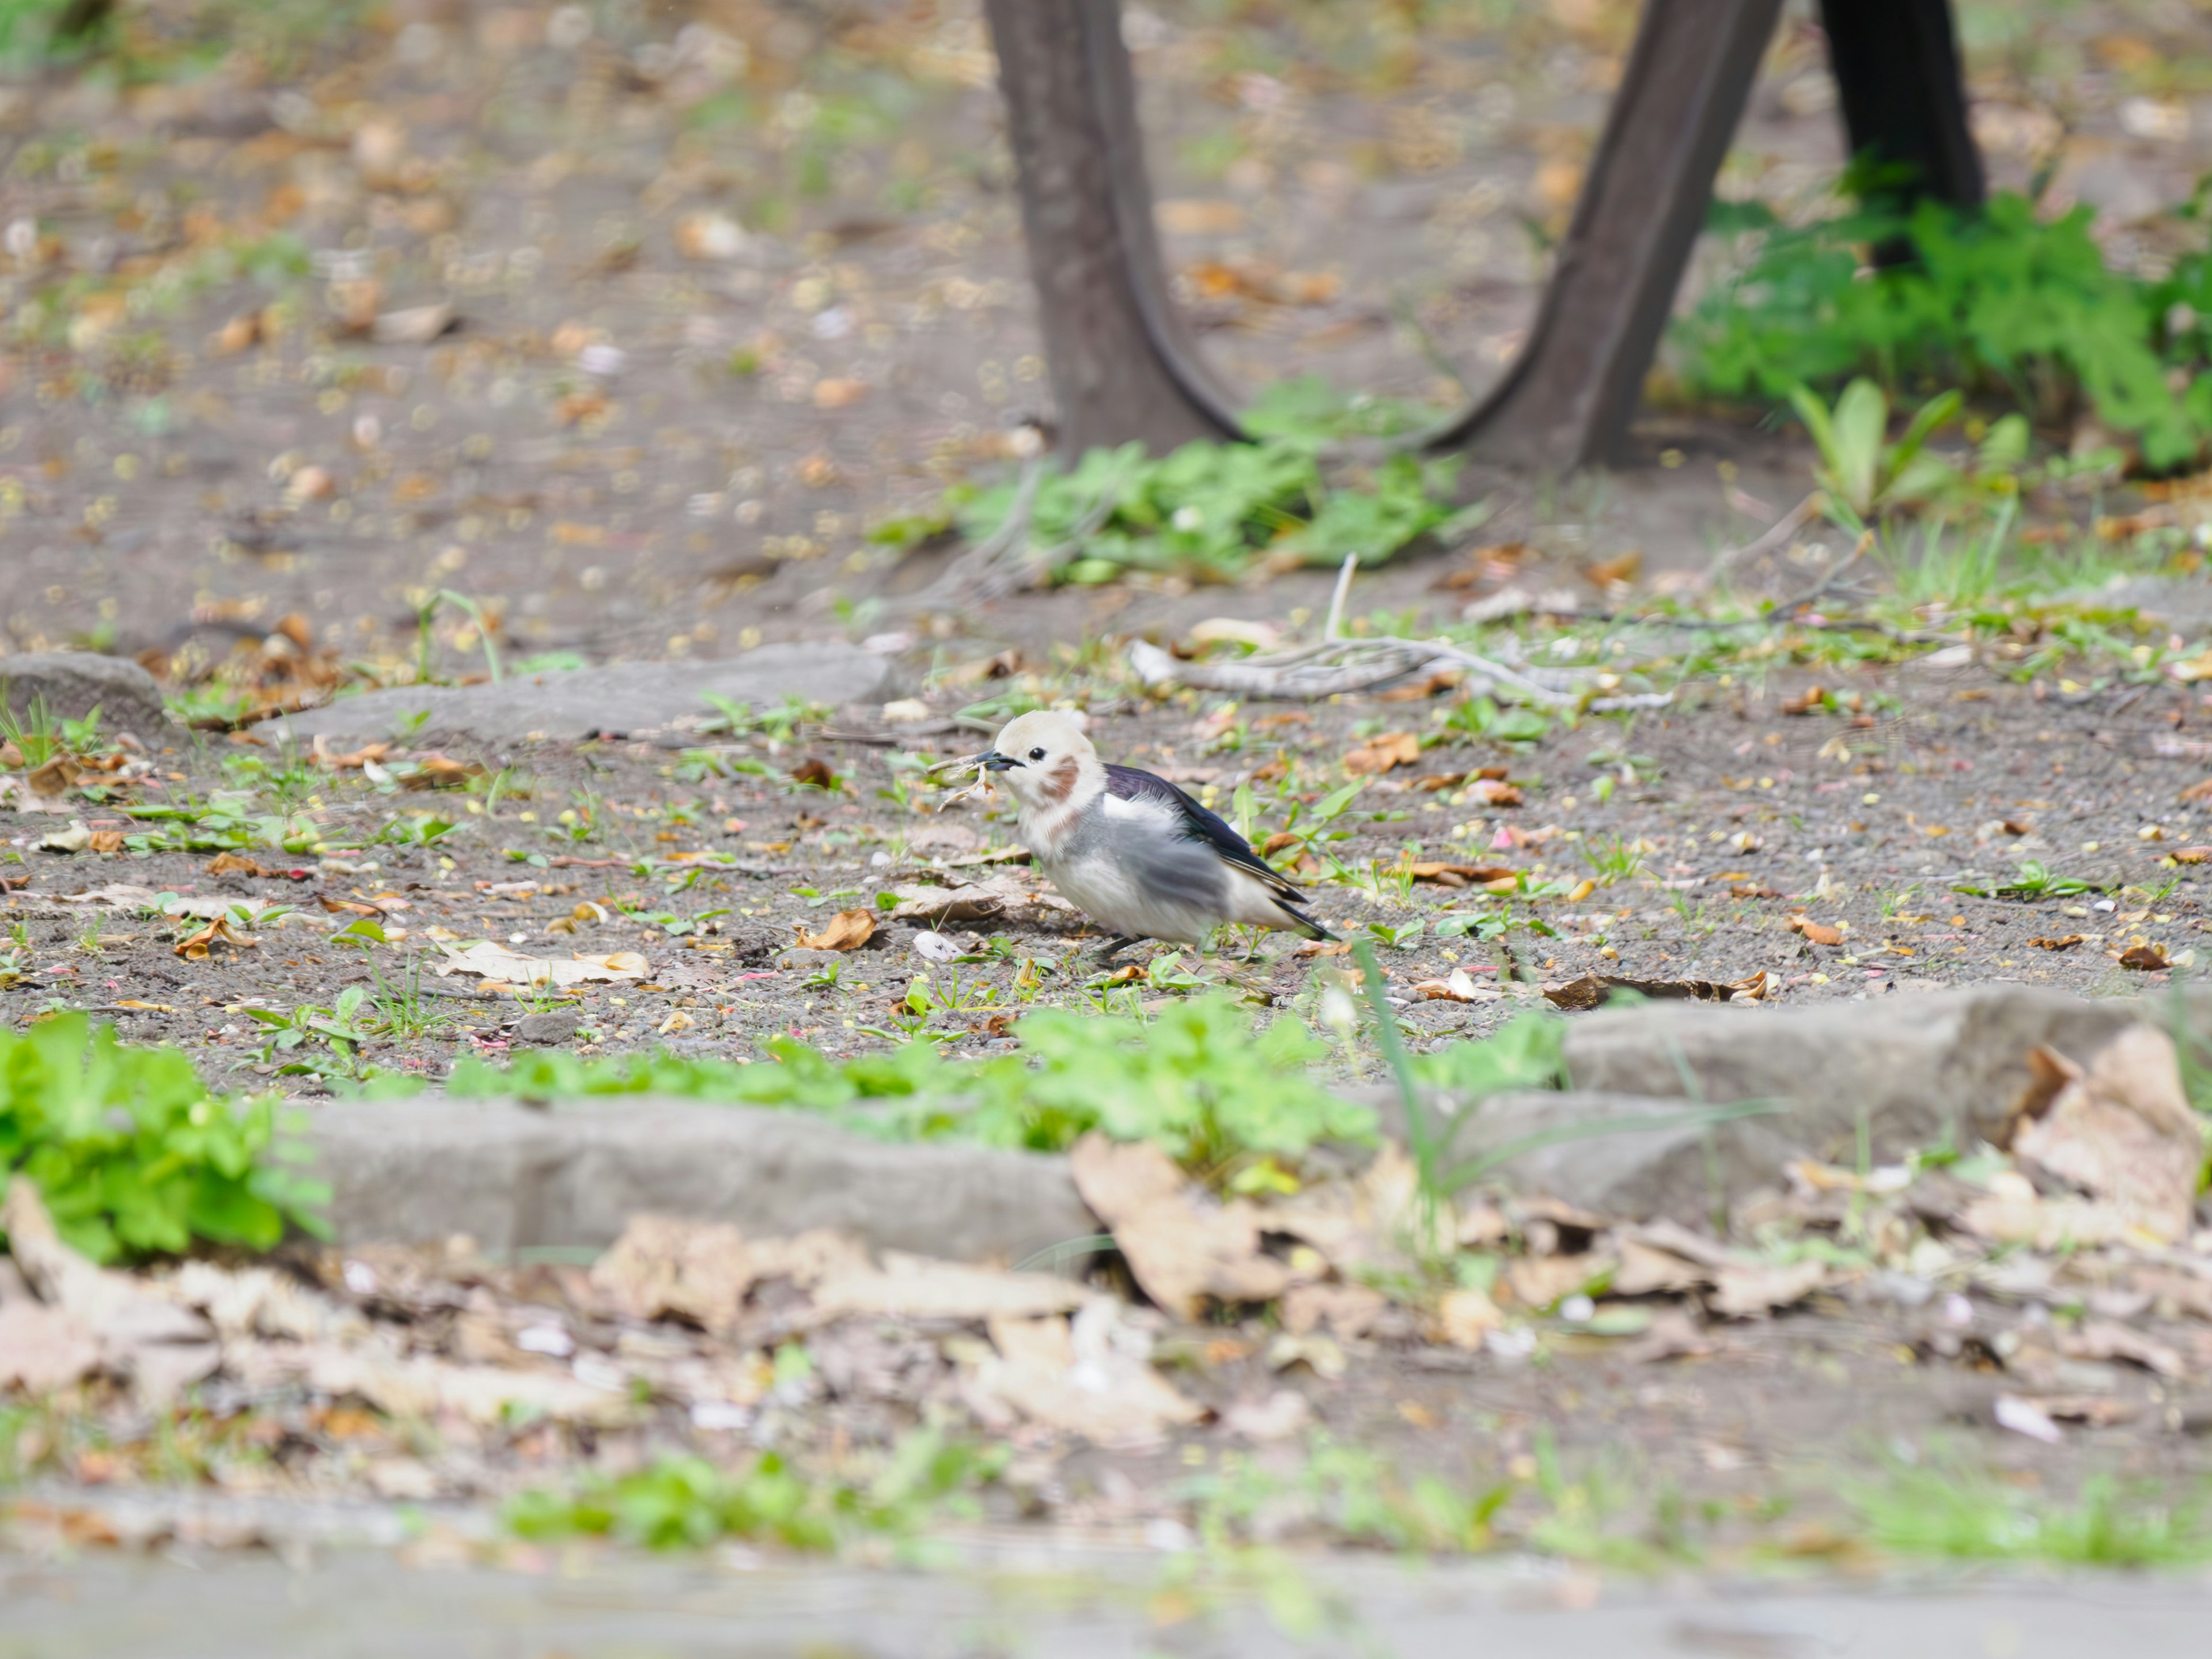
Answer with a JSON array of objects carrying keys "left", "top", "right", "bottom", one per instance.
[
  {"left": 507, "top": 1426, "right": 1003, "bottom": 1552},
  {"left": 0, "top": 1013, "right": 328, "bottom": 1262},
  {"left": 1581, "top": 835, "right": 1646, "bottom": 886},
  {"left": 1851, "top": 1460, "right": 2212, "bottom": 1567},
  {"left": 1951, "top": 860, "right": 2104, "bottom": 902},
  {"left": 1677, "top": 180, "right": 2212, "bottom": 470},
  {"left": 1787, "top": 377, "right": 1961, "bottom": 528}
]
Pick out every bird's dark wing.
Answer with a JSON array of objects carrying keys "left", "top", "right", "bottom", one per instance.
[{"left": 1103, "top": 763, "right": 1306, "bottom": 902}]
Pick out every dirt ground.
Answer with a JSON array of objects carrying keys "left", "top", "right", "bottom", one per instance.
[{"left": 12, "top": 0, "right": 2212, "bottom": 1592}]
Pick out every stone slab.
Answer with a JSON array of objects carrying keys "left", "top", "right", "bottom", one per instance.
[
  {"left": 270, "top": 642, "right": 892, "bottom": 747},
  {"left": 2088, "top": 574, "right": 2212, "bottom": 633},
  {"left": 19, "top": 1529, "right": 2212, "bottom": 1658},
  {"left": 301, "top": 1092, "right": 1095, "bottom": 1264},
  {"left": 0, "top": 652, "right": 171, "bottom": 741},
  {"left": 1397, "top": 984, "right": 2206, "bottom": 1222}
]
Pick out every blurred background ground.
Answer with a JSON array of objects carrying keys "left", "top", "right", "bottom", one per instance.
[{"left": 0, "top": 0, "right": 2205, "bottom": 679}]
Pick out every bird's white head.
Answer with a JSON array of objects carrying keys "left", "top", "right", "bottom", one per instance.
[{"left": 981, "top": 710, "right": 1104, "bottom": 834}]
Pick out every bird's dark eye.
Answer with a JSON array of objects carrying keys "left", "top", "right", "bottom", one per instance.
[{"left": 1028, "top": 746, "right": 1047, "bottom": 762}]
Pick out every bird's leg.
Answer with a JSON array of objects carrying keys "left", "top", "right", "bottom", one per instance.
[{"left": 1092, "top": 934, "right": 1139, "bottom": 964}]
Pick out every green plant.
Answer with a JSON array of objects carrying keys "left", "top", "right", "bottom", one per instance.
[
  {"left": 1351, "top": 944, "right": 1753, "bottom": 1247},
  {"left": 0, "top": 0, "right": 111, "bottom": 68},
  {"left": 953, "top": 425, "right": 1469, "bottom": 585},
  {"left": 0, "top": 1014, "right": 328, "bottom": 1262},
  {"left": 1950, "top": 860, "right": 2104, "bottom": 901},
  {"left": 242, "top": 988, "right": 376, "bottom": 1080},
  {"left": 0, "top": 691, "right": 68, "bottom": 769},
  {"left": 1677, "top": 182, "right": 2212, "bottom": 471},
  {"left": 506, "top": 1426, "right": 1003, "bottom": 1552},
  {"left": 1260, "top": 780, "right": 1365, "bottom": 870},
  {"left": 454, "top": 995, "right": 1373, "bottom": 1181},
  {"left": 1440, "top": 695, "right": 1551, "bottom": 748},
  {"left": 1787, "top": 378, "right": 1961, "bottom": 527},
  {"left": 363, "top": 954, "right": 448, "bottom": 1041},
  {"left": 1850, "top": 1460, "right": 2212, "bottom": 1566},
  {"left": 1581, "top": 835, "right": 1645, "bottom": 886},
  {"left": 994, "top": 994, "right": 1371, "bottom": 1187}
]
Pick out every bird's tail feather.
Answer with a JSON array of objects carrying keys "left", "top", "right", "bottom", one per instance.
[{"left": 1277, "top": 903, "right": 1335, "bottom": 941}]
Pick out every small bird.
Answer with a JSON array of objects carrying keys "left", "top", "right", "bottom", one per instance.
[{"left": 977, "top": 710, "right": 1335, "bottom": 958}]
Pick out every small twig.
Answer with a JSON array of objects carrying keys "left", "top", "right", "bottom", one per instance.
[
  {"left": 1770, "top": 528, "right": 1875, "bottom": 617},
  {"left": 1324, "top": 552, "right": 1359, "bottom": 642},
  {"left": 1707, "top": 491, "right": 1821, "bottom": 581}
]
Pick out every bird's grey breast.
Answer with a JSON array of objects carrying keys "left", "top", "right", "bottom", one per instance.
[{"left": 1054, "top": 795, "right": 1235, "bottom": 909}]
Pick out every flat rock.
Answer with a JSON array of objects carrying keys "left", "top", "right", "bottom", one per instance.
[
  {"left": 512, "top": 1010, "right": 581, "bottom": 1046},
  {"left": 2089, "top": 575, "right": 2212, "bottom": 633},
  {"left": 0, "top": 653, "right": 170, "bottom": 740},
  {"left": 270, "top": 643, "right": 891, "bottom": 747},
  {"left": 301, "top": 1093, "right": 1094, "bottom": 1264},
  {"left": 1407, "top": 984, "right": 2207, "bottom": 1224}
]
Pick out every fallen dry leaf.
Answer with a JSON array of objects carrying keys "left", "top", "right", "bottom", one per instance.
[
  {"left": 175, "top": 916, "right": 257, "bottom": 960},
  {"left": 1780, "top": 685, "right": 1826, "bottom": 715},
  {"left": 673, "top": 210, "right": 748, "bottom": 261},
  {"left": 788, "top": 756, "right": 838, "bottom": 789},
  {"left": 228, "top": 1339, "right": 634, "bottom": 1427},
  {"left": 590, "top": 1215, "right": 759, "bottom": 1338},
  {"left": 1466, "top": 779, "right": 1524, "bottom": 806},
  {"left": 1278, "top": 1282, "right": 1388, "bottom": 1339},
  {"left": 1584, "top": 549, "right": 1642, "bottom": 589},
  {"left": 1407, "top": 862, "right": 1516, "bottom": 887},
  {"left": 402, "top": 753, "right": 488, "bottom": 790},
  {"left": 1789, "top": 916, "right": 1845, "bottom": 946},
  {"left": 86, "top": 830, "right": 123, "bottom": 854},
  {"left": 370, "top": 302, "right": 456, "bottom": 345},
  {"left": 2118, "top": 942, "right": 2171, "bottom": 970},
  {"left": 1413, "top": 968, "right": 1499, "bottom": 1004},
  {"left": 1504, "top": 1253, "right": 1605, "bottom": 1310},
  {"left": 2030, "top": 934, "right": 2085, "bottom": 951},
  {"left": 0, "top": 776, "right": 76, "bottom": 814},
  {"left": 810, "top": 1252, "right": 1086, "bottom": 1323},
  {"left": 1710, "top": 1259, "right": 1828, "bottom": 1319},
  {"left": 1431, "top": 1287, "right": 1505, "bottom": 1348},
  {"left": 795, "top": 908, "right": 876, "bottom": 952},
  {"left": 312, "top": 738, "right": 392, "bottom": 770},
  {"left": 965, "top": 1302, "right": 1203, "bottom": 1449},
  {"left": 26, "top": 754, "right": 88, "bottom": 796},
  {"left": 888, "top": 874, "right": 1074, "bottom": 923},
  {"left": 2059, "top": 1318, "right": 2186, "bottom": 1380},
  {"left": 1342, "top": 732, "right": 1421, "bottom": 775},
  {"left": 1070, "top": 1135, "right": 1290, "bottom": 1319},
  {"left": 1, "top": 1180, "right": 218, "bottom": 1406},
  {"left": 1544, "top": 971, "right": 1766, "bottom": 1012},
  {"left": 2010, "top": 1027, "right": 2199, "bottom": 1244},
  {"left": 434, "top": 941, "right": 647, "bottom": 988}
]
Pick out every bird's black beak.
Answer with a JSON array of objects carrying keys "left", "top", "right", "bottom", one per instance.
[{"left": 979, "top": 749, "right": 1024, "bottom": 772}]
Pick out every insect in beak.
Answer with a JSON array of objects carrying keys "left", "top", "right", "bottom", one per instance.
[{"left": 978, "top": 749, "right": 1024, "bottom": 772}]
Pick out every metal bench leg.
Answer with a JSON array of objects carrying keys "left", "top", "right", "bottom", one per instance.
[
  {"left": 1819, "top": 0, "right": 1983, "bottom": 213},
  {"left": 1434, "top": 0, "right": 1785, "bottom": 469},
  {"left": 986, "top": 0, "right": 1978, "bottom": 475},
  {"left": 983, "top": 0, "right": 1240, "bottom": 455}
]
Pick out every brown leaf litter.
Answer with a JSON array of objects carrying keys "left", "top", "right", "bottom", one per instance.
[
  {"left": 0, "top": 1181, "right": 218, "bottom": 1407},
  {"left": 1965, "top": 1026, "right": 2203, "bottom": 1247},
  {"left": 1070, "top": 1135, "right": 1295, "bottom": 1319},
  {"left": 1543, "top": 971, "right": 1767, "bottom": 1012},
  {"left": 794, "top": 907, "right": 876, "bottom": 952}
]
